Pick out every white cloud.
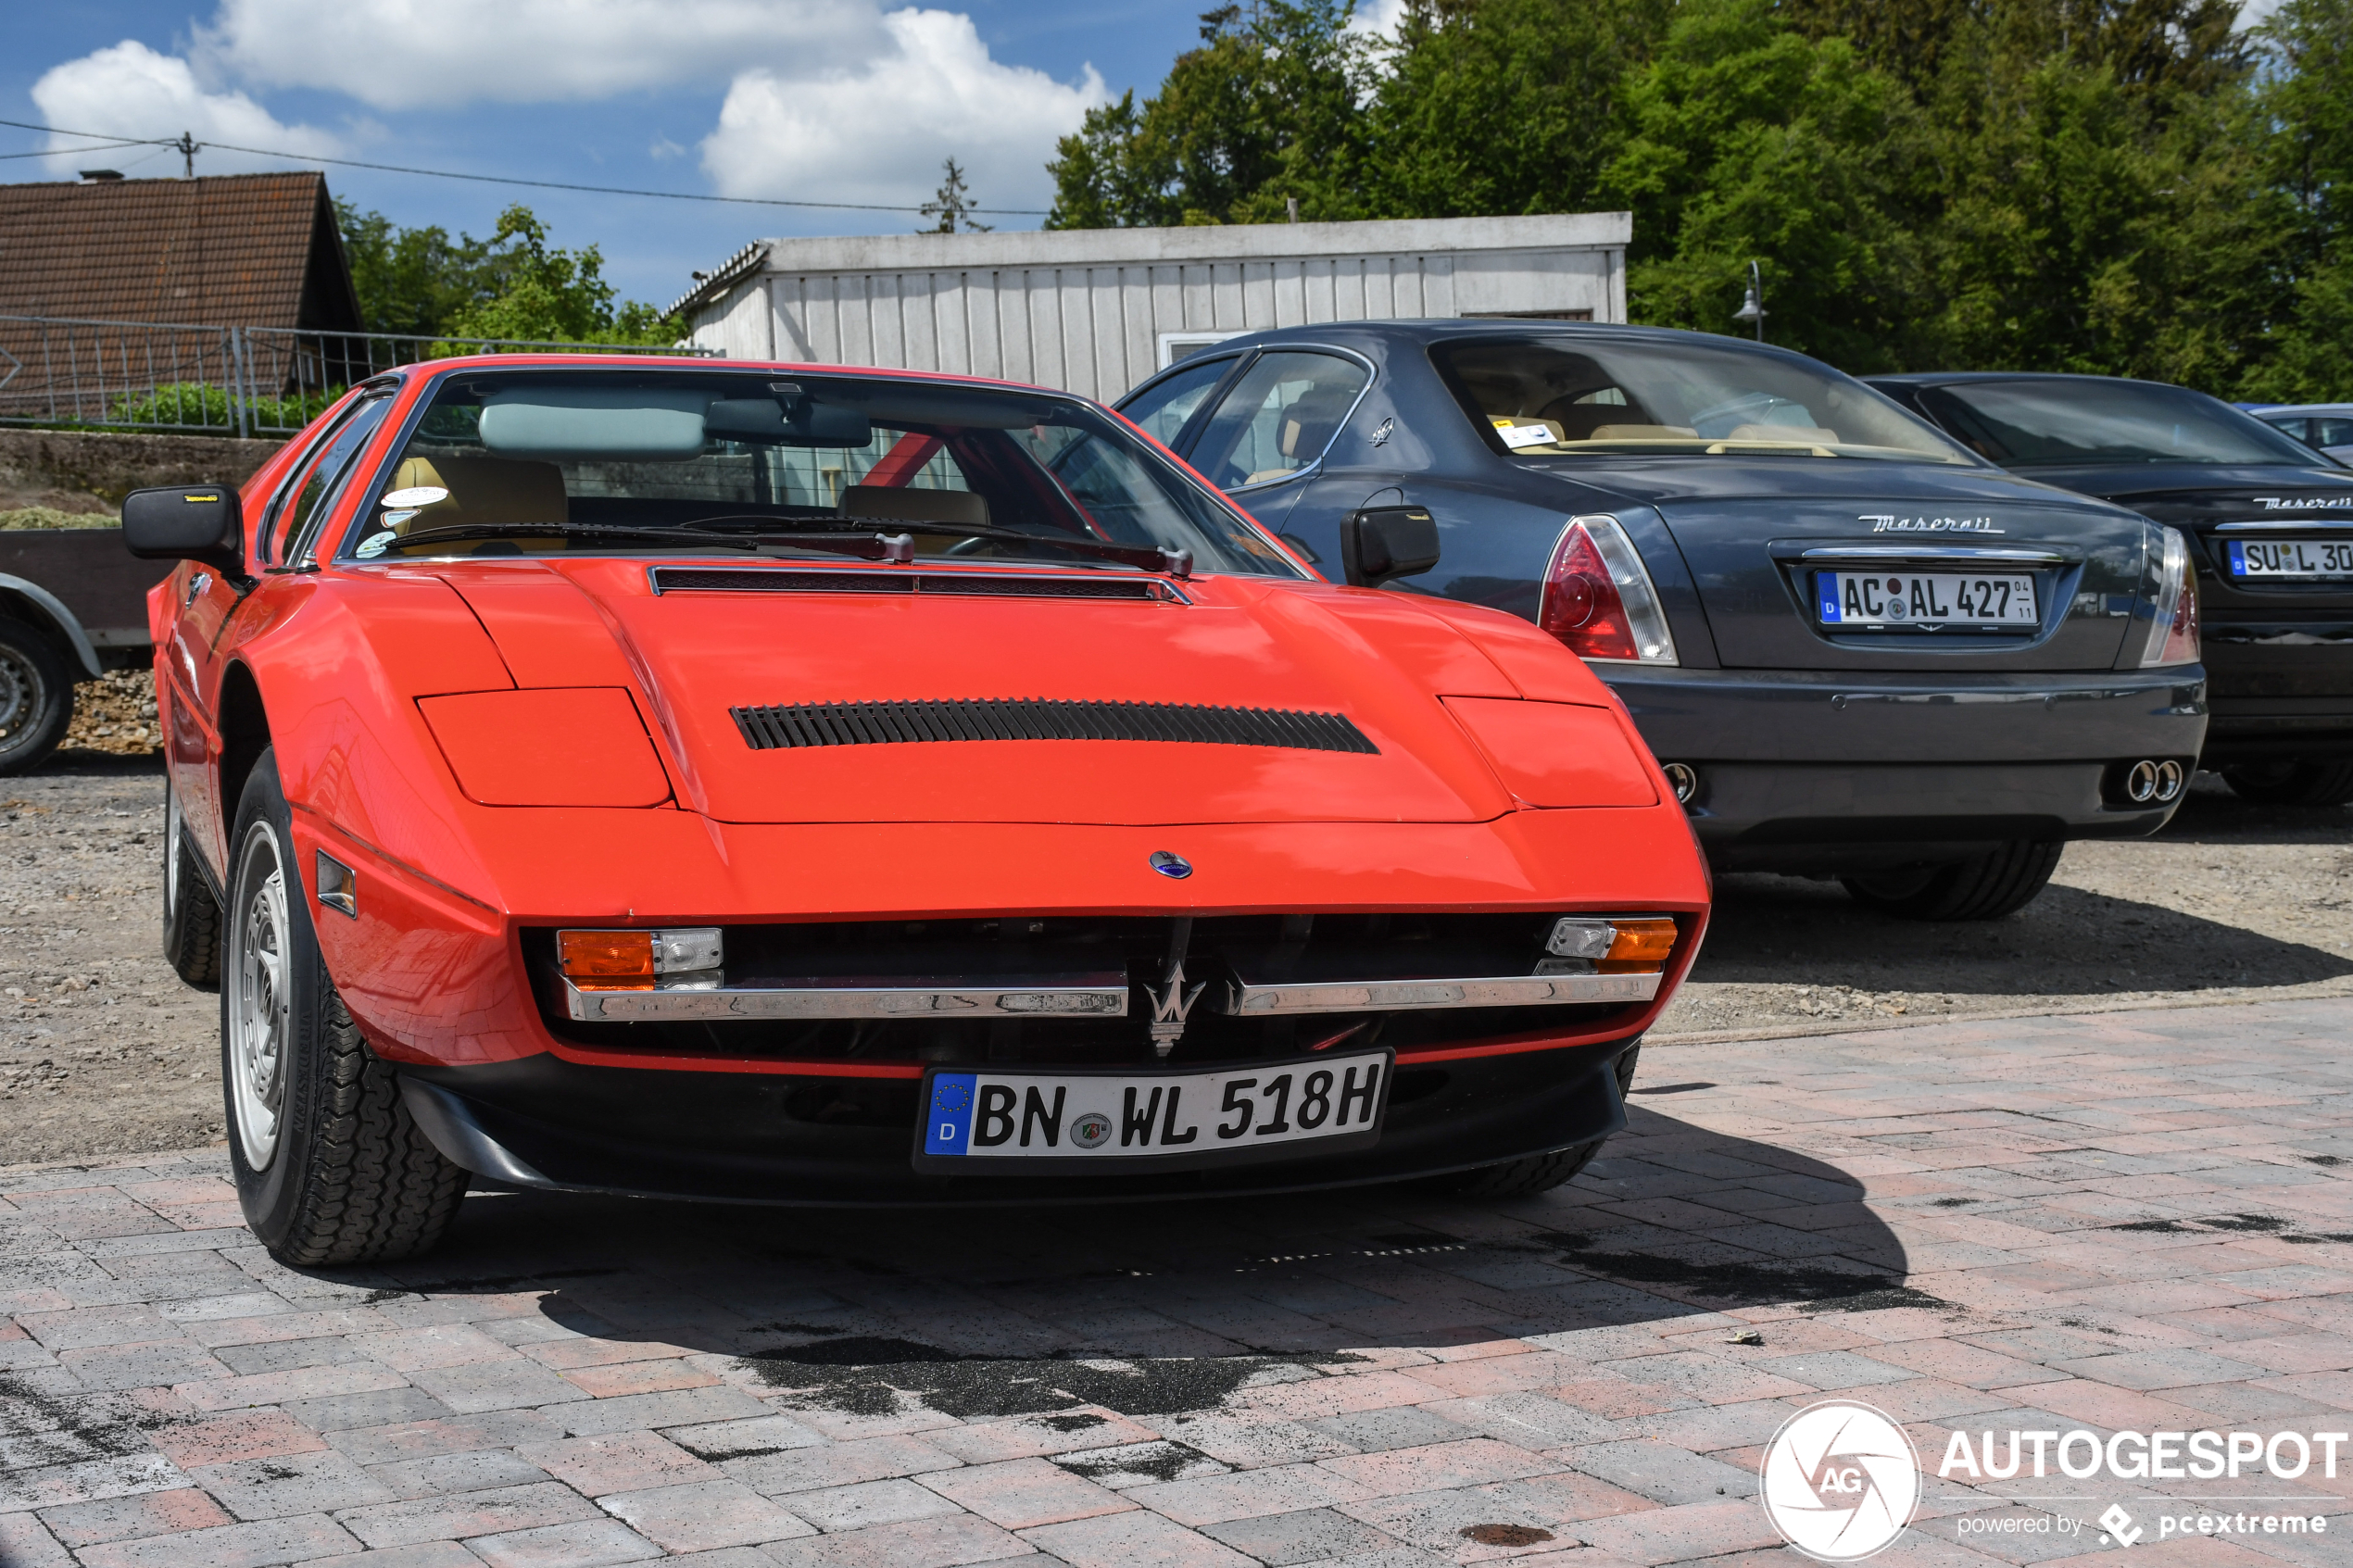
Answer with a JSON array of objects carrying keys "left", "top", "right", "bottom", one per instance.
[
  {"left": 700, "top": 9, "right": 1105, "bottom": 215},
  {"left": 195, "top": 0, "right": 891, "bottom": 110},
  {"left": 30, "top": 40, "right": 341, "bottom": 176},
  {"left": 1345, "top": 0, "right": 1408, "bottom": 43}
]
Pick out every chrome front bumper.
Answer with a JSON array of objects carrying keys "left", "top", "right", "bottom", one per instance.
[{"left": 563, "top": 967, "right": 1662, "bottom": 1022}]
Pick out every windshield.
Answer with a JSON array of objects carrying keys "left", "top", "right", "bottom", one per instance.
[
  {"left": 1916, "top": 379, "right": 2323, "bottom": 468},
  {"left": 338, "top": 369, "right": 1302, "bottom": 575},
  {"left": 1435, "top": 336, "right": 1974, "bottom": 464}
]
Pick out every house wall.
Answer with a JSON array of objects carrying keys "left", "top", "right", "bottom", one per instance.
[{"left": 685, "top": 213, "right": 1629, "bottom": 403}]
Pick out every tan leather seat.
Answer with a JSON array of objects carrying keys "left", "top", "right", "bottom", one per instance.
[
  {"left": 389, "top": 456, "right": 569, "bottom": 532},
  {"left": 838, "top": 484, "right": 988, "bottom": 530}
]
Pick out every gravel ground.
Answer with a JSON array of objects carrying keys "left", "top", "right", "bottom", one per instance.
[{"left": 4, "top": 696, "right": 2348, "bottom": 1165}]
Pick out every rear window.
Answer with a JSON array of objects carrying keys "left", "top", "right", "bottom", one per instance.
[
  {"left": 1435, "top": 336, "right": 1972, "bottom": 465},
  {"left": 1918, "top": 380, "right": 2322, "bottom": 467}
]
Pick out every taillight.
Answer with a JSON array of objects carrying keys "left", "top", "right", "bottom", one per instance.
[
  {"left": 1539, "top": 515, "right": 1679, "bottom": 664},
  {"left": 2140, "top": 526, "right": 2201, "bottom": 668}
]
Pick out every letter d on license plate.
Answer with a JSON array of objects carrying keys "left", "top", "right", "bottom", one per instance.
[{"left": 913, "top": 1050, "right": 1391, "bottom": 1174}]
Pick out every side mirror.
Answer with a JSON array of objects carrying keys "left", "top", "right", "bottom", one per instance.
[
  {"left": 1340, "top": 505, "right": 1440, "bottom": 587},
  {"left": 123, "top": 485, "right": 245, "bottom": 577}
]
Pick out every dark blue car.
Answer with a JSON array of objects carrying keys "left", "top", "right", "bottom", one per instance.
[
  {"left": 1118, "top": 322, "right": 2207, "bottom": 921},
  {"left": 1867, "top": 372, "right": 2353, "bottom": 807}
]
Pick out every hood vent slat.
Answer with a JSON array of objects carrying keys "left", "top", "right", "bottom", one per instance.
[
  {"left": 653, "top": 567, "right": 1180, "bottom": 601},
  {"left": 733, "top": 698, "right": 1378, "bottom": 755}
]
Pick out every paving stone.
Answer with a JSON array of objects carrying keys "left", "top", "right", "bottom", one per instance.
[
  {"left": 917, "top": 1456, "right": 1136, "bottom": 1528},
  {"left": 1196, "top": 1505, "right": 1402, "bottom": 1565},
  {"left": 366, "top": 1447, "right": 554, "bottom": 1499},
  {"left": 467, "top": 1517, "right": 663, "bottom": 1568},
  {"left": 1555, "top": 1440, "right": 1762, "bottom": 1506},
  {"left": 776, "top": 1475, "right": 969, "bottom": 1532},
  {"left": 1021, "top": 1508, "right": 1258, "bottom": 1567},
  {"left": 595, "top": 1477, "right": 814, "bottom": 1550},
  {"left": 31, "top": 1486, "right": 233, "bottom": 1546},
  {"left": 186, "top": 1449, "right": 400, "bottom": 1521},
  {"left": 72, "top": 1513, "right": 362, "bottom": 1568},
  {"left": 334, "top": 1480, "right": 603, "bottom": 1549},
  {"left": 757, "top": 1512, "right": 1034, "bottom": 1568}
]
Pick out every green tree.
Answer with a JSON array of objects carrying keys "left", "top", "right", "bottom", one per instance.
[
  {"left": 1046, "top": 3, "right": 1374, "bottom": 227},
  {"left": 1597, "top": 0, "right": 1928, "bottom": 368},
  {"left": 334, "top": 200, "right": 681, "bottom": 346},
  {"left": 2240, "top": 0, "right": 2353, "bottom": 400},
  {"left": 1357, "top": 0, "right": 1671, "bottom": 220}
]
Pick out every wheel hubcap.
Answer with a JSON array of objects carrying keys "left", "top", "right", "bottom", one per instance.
[
  {"left": 0, "top": 643, "right": 43, "bottom": 748},
  {"left": 230, "top": 822, "right": 291, "bottom": 1170}
]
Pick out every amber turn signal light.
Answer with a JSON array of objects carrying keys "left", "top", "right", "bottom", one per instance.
[
  {"left": 1599, "top": 917, "right": 1678, "bottom": 972},
  {"left": 559, "top": 930, "right": 656, "bottom": 981}
]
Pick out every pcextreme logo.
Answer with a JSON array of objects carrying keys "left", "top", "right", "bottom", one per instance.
[{"left": 1760, "top": 1399, "right": 1922, "bottom": 1562}]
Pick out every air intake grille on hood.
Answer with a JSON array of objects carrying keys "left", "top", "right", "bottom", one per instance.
[
  {"left": 733, "top": 698, "right": 1378, "bottom": 754},
  {"left": 653, "top": 567, "right": 1180, "bottom": 601}
]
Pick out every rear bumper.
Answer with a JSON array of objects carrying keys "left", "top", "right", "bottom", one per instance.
[
  {"left": 2196, "top": 627, "right": 2353, "bottom": 762},
  {"left": 396, "top": 1036, "right": 1633, "bottom": 1206},
  {"left": 1603, "top": 666, "right": 2207, "bottom": 871}
]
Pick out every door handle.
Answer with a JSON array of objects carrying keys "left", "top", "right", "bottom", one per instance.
[{"left": 184, "top": 571, "right": 211, "bottom": 607}]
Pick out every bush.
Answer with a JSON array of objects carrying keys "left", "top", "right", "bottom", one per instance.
[{"left": 108, "top": 383, "right": 341, "bottom": 432}]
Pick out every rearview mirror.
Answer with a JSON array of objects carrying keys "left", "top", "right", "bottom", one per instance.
[
  {"left": 1340, "top": 505, "right": 1440, "bottom": 587},
  {"left": 122, "top": 485, "right": 245, "bottom": 577}
]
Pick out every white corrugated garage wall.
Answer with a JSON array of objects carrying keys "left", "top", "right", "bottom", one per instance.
[{"left": 680, "top": 214, "right": 1629, "bottom": 403}]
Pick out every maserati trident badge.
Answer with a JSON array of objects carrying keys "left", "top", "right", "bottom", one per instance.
[
  {"left": 1145, "top": 957, "right": 1208, "bottom": 1057},
  {"left": 1149, "top": 850, "right": 1193, "bottom": 879}
]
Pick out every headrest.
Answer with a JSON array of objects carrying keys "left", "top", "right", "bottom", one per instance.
[{"left": 838, "top": 484, "right": 989, "bottom": 530}]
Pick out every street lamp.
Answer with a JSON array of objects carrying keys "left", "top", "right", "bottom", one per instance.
[{"left": 1731, "top": 259, "right": 1766, "bottom": 342}]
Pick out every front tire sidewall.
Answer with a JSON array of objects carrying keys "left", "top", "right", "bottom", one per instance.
[{"left": 222, "top": 752, "right": 326, "bottom": 1250}]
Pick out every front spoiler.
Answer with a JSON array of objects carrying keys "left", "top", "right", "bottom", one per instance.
[{"left": 396, "top": 1036, "right": 1633, "bottom": 1206}]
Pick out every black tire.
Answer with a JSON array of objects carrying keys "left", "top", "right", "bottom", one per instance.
[
  {"left": 224, "top": 747, "right": 468, "bottom": 1265},
  {"left": 2220, "top": 761, "right": 2353, "bottom": 808},
  {"left": 1438, "top": 1040, "right": 1643, "bottom": 1198},
  {"left": 1839, "top": 840, "right": 2064, "bottom": 922},
  {"left": 163, "top": 778, "right": 223, "bottom": 988},
  {"left": 0, "top": 617, "right": 73, "bottom": 776}
]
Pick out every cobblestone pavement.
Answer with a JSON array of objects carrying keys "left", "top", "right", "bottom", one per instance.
[{"left": 5, "top": 998, "right": 2350, "bottom": 1567}]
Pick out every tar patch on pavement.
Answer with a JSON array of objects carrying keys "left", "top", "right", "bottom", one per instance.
[{"left": 740, "top": 1336, "right": 1365, "bottom": 1417}]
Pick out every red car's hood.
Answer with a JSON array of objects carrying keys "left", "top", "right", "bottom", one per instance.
[{"left": 429, "top": 558, "right": 1536, "bottom": 826}]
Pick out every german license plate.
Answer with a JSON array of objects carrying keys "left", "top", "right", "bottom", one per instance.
[
  {"left": 913, "top": 1050, "right": 1391, "bottom": 1173},
  {"left": 1815, "top": 570, "right": 2038, "bottom": 629},
  {"left": 2225, "top": 538, "right": 2353, "bottom": 579}
]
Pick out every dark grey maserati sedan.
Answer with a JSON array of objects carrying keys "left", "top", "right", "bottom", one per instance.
[
  {"left": 1867, "top": 372, "right": 2353, "bottom": 807},
  {"left": 1119, "top": 322, "right": 2208, "bottom": 920}
]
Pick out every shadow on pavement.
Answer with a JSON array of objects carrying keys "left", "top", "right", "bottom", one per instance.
[
  {"left": 334, "top": 1106, "right": 1914, "bottom": 1422},
  {"left": 1694, "top": 875, "right": 2353, "bottom": 998}
]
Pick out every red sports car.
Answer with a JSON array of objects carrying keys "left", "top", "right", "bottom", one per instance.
[{"left": 126, "top": 357, "right": 1708, "bottom": 1265}]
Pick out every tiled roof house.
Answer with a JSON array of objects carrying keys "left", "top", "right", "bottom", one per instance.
[{"left": 0, "top": 170, "right": 360, "bottom": 330}]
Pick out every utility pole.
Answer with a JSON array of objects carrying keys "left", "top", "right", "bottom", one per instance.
[{"left": 175, "top": 132, "right": 198, "bottom": 179}]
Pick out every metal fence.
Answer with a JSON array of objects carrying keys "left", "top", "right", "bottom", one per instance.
[{"left": 0, "top": 315, "right": 723, "bottom": 441}]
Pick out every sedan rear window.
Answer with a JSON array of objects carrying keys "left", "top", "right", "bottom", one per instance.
[
  {"left": 339, "top": 370, "right": 1301, "bottom": 576},
  {"left": 1917, "top": 379, "right": 2321, "bottom": 467},
  {"left": 1435, "top": 337, "right": 1972, "bottom": 464}
]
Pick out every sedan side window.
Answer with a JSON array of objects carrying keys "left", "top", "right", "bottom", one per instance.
[
  {"left": 1187, "top": 351, "right": 1371, "bottom": 491},
  {"left": 1119, "top": 355, "right": 1237, "bottom": 449}
]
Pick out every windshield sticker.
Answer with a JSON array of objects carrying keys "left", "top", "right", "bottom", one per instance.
[
  {"left": 2249, "top": 495, "right": 2353, "bottom": 510},
  {"left": 356, "top": 531, "right": 398, "bottom": 558},
  {"left": 1865, "top": 513, "right": 2003, "bottom": 533},
  {"left": 382, "top": 485, "right": 449, "bottom": 508},
  {"left": 1494, "top": 420, "right": 1556, "bottom": 450}
]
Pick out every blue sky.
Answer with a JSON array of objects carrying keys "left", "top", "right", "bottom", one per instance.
[{"left": 0, "top": 0, "right": 1237, "bottom": 316}]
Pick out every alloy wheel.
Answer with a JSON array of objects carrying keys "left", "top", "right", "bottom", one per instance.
[
  {"left": 0, "top": 641, "right": 44, "bottom": 758},
  {"left": 230, "top": 822, "right": 293, "bottom": 1170}
]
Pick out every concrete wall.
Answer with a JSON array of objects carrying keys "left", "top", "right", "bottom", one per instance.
[
  {"left": 686, "top": 213, "right": 1630, "bottom": 404},
  {"left": 0, "top": 427, "right": 284, "bottom": 515}
]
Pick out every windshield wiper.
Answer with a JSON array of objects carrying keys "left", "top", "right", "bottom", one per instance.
[
  {"left": 896, "top": 523, "right": 1194, "bottom": 577},
  {"left": 362, "top": 521, "right": 921, "bottom": 561},
  {"left": 680, "top": 515, "right": 1195, "bottom": 575}
]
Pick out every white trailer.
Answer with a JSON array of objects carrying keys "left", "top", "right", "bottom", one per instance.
[{"left": 673, "top": 212, "right": 1629, "bottom": 404}]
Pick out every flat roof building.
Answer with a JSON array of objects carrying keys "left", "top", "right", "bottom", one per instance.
[{"left": 673, "top": 212, "right": 1629, "bottom": 404}]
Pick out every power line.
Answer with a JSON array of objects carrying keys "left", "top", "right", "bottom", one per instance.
[{"left": 0, "top": 115, "right": 1051, "bottom": 215}]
